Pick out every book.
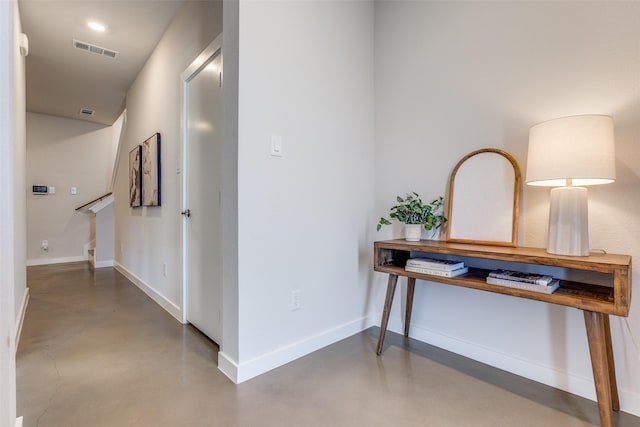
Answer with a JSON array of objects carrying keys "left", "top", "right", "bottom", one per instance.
[
  {"left": 405, "top": 266, "right": 468, "bottom": 278},
  {"left": 487, "top": 269, "right": 554, "bottom": 286},
  {"left": 405, "top": 257, "right": 464, "bottom": 271},
  {"left": 486, "top": 276, "right": 560, "bottom": 294}
]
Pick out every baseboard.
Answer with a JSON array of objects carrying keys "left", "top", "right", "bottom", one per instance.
[
  {"left": 14, "top": 288, "right": 29, "bottom": 350},
  {"left": 219, "top": 314, "right": 377, "bottom": 384},
  {"left": 386, "top": 317, "right": 640, "bottom": 417},
  {"left": 15, "top": 416, "right": 23, "bottom": 427},
  {"left": 26, "top": 255, "right": 87, "bottom": 266},
  {"left": 93, "top": 259, "right": 114, "bottom": 268},
  {"left": 217, "top": 351, "right": 238, "bottom": 383},
  {"left": 620, "top": 388, "right": 640, "bottom": 417},
  {"left": 114, "top": 261, "right": 182, "bottom": 322}
]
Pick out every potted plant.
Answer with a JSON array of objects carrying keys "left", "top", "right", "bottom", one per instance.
[{"left": 377, "top": 192, "right": 446, "bottom": 241}]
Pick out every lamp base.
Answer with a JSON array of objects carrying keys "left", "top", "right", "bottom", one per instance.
[{"left": 547, "top": 186, "right": 589, "bottom": 256}]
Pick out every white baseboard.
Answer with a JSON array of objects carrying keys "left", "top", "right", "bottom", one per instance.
[
  {"left": 114, "top": 261, "right": 182, "bottom": 322},
  {"left": 93, "top": 259, "right": 114, "bottom": 268},
  {"left": 386, "top": 316, "right": 640, "bottom": 417},
  {"left": 620, "top": 389, "right": 640, "bottom": 417},
  {"left": 15, "top": 416, "right": 23, "bottom": 427},
  {"left": 218, "top": 351, "right": 238, "bottom": 383},
  {"left": 218, "top": 314, "right": 377, "bottom": 384},
  {"left": 26, "top": 255, "right": 87, "bottom": 266},
  {"left": 14, "top": 288, "right": 29, "bottom": 350}
]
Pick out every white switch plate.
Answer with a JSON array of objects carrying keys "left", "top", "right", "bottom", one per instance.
[
  {"left": 291, "top": 289, "right": 301, "bottom": 311},
  {"left": 49, "top": 186, "right": 55, "bottom": 194},
  {"left": 71, "top": 187, "right": 77, "bottom": 195},
  {"left": 270, "top": 135, "right": 283, "bottom": 157}
]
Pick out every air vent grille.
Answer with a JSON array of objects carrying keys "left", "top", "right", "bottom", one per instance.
[
  {"left": 72, "top": 39, "right": 119, "bottom": 59},
  {"left": 79, "top": 108, "right": 95, "bottom": 116}
]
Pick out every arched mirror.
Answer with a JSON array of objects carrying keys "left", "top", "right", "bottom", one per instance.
[{"left": 446, "top": 148, "right": 521, "bottom": 247}]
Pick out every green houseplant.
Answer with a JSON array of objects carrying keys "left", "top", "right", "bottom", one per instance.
[{"left": 377, "top": 193, "right": 446, "bottom": 241}]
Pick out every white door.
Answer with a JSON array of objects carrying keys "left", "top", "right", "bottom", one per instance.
[{"left": 182, "top": 40, "right": 223, "bottom": 344}]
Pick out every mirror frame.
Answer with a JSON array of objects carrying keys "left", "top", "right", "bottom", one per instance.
[{"left": 446, "top": 148, "right": 522, "bottom": 247}]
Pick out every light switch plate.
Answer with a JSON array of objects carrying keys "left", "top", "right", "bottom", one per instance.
[
  {"left": 270, "top": 135, "right": 283, "bottom": 157},
  {"left": 71, "top": 187, "right": 77, "bottom": 195},
  {"left": 49, "top": 186, "right": 55, "bottom": 194}
]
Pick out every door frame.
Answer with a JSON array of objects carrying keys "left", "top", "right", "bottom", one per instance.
[
  {"left": 1, "top": 1, "right": 17, "bottom": 421},
  {"left": 180, "top": 35, "right": 223, "bottom": 325}
]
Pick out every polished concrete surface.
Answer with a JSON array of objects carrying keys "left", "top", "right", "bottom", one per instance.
[{"left": 17, "top": 262, "right": 640, "bottom": 426}]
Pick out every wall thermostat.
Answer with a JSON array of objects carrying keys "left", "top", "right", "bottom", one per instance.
[{"left": 32, "top": 185, "right": 48, "bottom": 194}]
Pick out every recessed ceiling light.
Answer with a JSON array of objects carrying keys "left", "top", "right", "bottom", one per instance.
[{"left": 88, "top": 22, "right": 106, "bottom": 32}]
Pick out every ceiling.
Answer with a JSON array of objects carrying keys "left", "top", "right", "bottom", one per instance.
[{"left": 20, "top": 0, "right": 186, "bottom": 126}]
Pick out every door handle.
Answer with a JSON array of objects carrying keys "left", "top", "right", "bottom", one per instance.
[{"left": 181, "top": 209, "right": 191, "bottom": 218}]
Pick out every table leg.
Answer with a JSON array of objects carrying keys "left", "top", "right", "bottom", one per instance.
[
  {"left": 603, "top": 314, "right": 620, "bottom": 411},
  {"left": 376, "top": 274, "right": 398, "bottom": 355},
  {"left": 584, "top": 311, "right": 614, "bottom": 427},
  {"left": 404, "top": 277, "right": 416, "bottom": 337}
]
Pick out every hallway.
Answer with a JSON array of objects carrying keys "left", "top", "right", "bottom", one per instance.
[{"left": 17, "top": 263, "right": 640, "bottom": 426}]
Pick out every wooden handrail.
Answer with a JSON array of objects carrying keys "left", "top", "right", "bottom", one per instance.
[{"left": 75, "top": 192, "right": 113, "bottom": 211}]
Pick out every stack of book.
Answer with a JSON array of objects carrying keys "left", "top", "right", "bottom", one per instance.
[
  {"left": 486, "top": 269, "right": 560, "bottom": 294},
  {"left": 405, "top": 257, "right": 468, "bottom": 278}
]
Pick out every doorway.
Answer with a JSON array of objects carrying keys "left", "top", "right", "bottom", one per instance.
[{"left": 181, "top": 36, "right": 223, "bottom": 345}]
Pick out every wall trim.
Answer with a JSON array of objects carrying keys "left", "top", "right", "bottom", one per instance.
[
  {"left": 114, "top": 261, "right": 182, "bottom": 322},
  {"left": 219, "top": 314, "right": 377, "bottom": 384},
  {"left": 15, "top": 416, "right": 23, "bottom": 427},
  {"left": 386, "top": 316, "right": 640, "bottom": 417},
  {"left": 620, "top": 389, "right": 640, "bottom": 418},
  {"left": 217, "top": 351, "right": 238, "bottom": 383},
  {"left": 14, "top": 288, "right": 28, "bottom": 350},
  {"left": 93, "top": 259, "right": 114, "bottom": 268},
  {"left": 26, "top": 255, "right": 86, "bottom": 266}
]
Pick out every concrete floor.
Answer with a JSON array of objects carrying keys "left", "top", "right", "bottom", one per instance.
[{"left": 17, "top": 262, "right": 640, "bottom": 427}]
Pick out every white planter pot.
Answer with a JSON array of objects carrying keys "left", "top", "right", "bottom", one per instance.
[{"left": 404, "top": 224, "right": 422, "bottom": 242}]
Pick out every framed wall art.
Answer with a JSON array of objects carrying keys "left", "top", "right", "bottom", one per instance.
[
  {"left": 129, "top": 145, "right": 142, "bottom": 207},
  {"left": 142, "top": 132, "right": 161, "bottom": 206}
]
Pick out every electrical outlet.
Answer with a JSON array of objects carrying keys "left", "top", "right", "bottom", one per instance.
[
  {"left": 41, "top": 240, "right": 49, "bottom": 252},
  {"left": 291, "top": 290, "right": 301, "bottom": 311}
]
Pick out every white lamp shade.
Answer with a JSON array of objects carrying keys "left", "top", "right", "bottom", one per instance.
[{"left": 526, "top": 115, "right": 616, "bottom": 187}]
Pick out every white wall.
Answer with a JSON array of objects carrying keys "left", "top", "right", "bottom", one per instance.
[
  {"left": 109, "top": 111, "right": 126, "bottom": 191},
  {"left": 95, "top": 204, "right": 114, "bottom": 265},
  {"left": 220, "top": 0, "right": 240, "bottom": 366},
  {"left": 114, "top": 1, "right": 222, "bottom": 319},
  {"left": 26, "top": 112, "right": 113, "bottom": 265},
  {"left": 375, "top": 1, "right": 640, "bottom": 415},
  {"left": 224, "top": 0, "right": 376, "bottom": 382}
]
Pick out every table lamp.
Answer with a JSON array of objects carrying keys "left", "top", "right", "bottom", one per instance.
[{"left": 526, "top": 115, "right": 615, "bottom": 256}]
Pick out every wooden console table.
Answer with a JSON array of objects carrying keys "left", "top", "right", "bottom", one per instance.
[{"left": 374, "top": 239, "right": 631, "bottom": 427}]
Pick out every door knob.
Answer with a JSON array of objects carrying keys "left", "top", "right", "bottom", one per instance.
[{"left": 181, "top": 209, "right": 191, "bottom": 218}]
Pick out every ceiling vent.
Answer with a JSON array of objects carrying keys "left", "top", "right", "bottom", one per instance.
[
  {"left": 72, "top": 39, "right": 118, "bottom": 59},
  {"left": 79, "top": 108, "right": 95, "bottom": 117}
]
